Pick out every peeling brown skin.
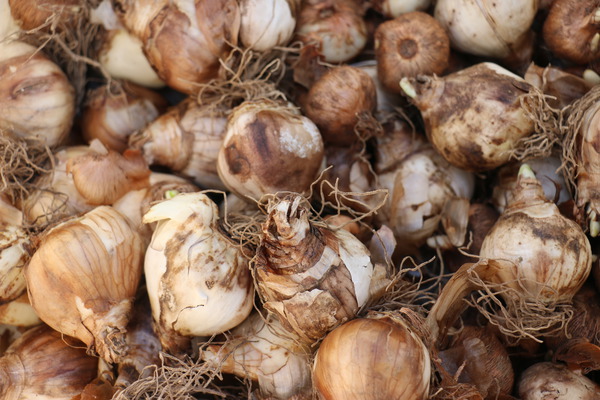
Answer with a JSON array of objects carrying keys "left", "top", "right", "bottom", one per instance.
[
  {"left": 254, "top": 198, "right": 360, "bottom": 343},
  {"left": 116, "top": 0, "right": 240, "bottom": 95},
  {"left": 543, "top": 0, "right": 600, "bottom": 65},
  {"left": 375, "top": 11, "right": 450, "bottom": 93},
  {"left": 0, "top": 324, "right": 97, "bottom": 399}
]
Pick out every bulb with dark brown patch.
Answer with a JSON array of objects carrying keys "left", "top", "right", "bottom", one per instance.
[
  {"left": 143, "top": 192, "right": 254, "bottom": 356},
  {"left": 303, "top": 65, "right": 377, "bottom": 146},
  {"left": 400, "top": 62, "right": 537, "bottom": 172},
  {"left": 217, "top": 100, "right": 325, "bottom": 202},
  {"left": 375, "top": 11, "right": 449, "bottom": 94},
  {"left": 542, "top": 0, "right": 600, "bottom": 65}
]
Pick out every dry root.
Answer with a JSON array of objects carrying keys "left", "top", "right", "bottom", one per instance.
[
  {"left": 14, "top": 0, "right": 105, "bottom": 108},
  {"left": 192, "top": 44, "right": 297, "bottom": 113},
  {"left": 464, "top": 269, "right": 574, "bottom": 345},
  {"left": 511, "top": 88, "right": 562, "bottom": 162},
  {"left": 0, "top": 134, "right": 52, "bottom": 204},
  {"left": 560, "top": 84, "right": 600, "bottom": 196},
  {"left": 366, "top": 256, "right": 439, "bottom": 316},
  {"left": 112, "top": 351, "right": 232, "bottom": 400}
]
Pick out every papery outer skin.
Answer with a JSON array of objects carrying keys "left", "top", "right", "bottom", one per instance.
[
  {"left": 434, "top": 0, "right": 538, "bottom": 58},
  {"left": 0, "top": 225, "right": 29, "bottom": 303},
  {"left": 255, "top": 196, "right": 374, "bottom": 344},
  {"left": 295, "top": 0, "right": 367, "bottom": 63},
  {"left": 136, "top": 99, "right": 228, "bottom": 190},
  {"left": 98, "top": 29, "right": 165, "bottom": 88},
  {"left": 217, "top": 101, "right": 325, "bottom": 201},
  {"left": 114, "top": 0, "right": 240, "bottom": 95},
  {"left": 240, "top": 0, "right": 296, "bottom": 51},
  {"left": 574, "top": 98, "right": 600, "bottom": 219},
  {"left": 480, "top": 177, "right": 592, "bottom": 302},
  {"left": 313, "top": 317, "right": 431, "bottom": 400},
  {"left": 376, "top": 146, "right": 474, "bottom": 253},
  {"left": 0, "top": 324, "right": 98, "bottom": 400},
  {"left": 408, "top": 62, "right": 536, "bottom": 172},
  {"left": 518, "top": 362, "right": 600, "bottom": 400},
  {"left": 202, "top": 313, "right": 312, "bottom": 399},
  {"left": 0, "top": 40, "right": 75, "bottom": 147},
  {"left": 0, "top": 293, "right": 41, "bottom": 327},
  {"left": 21, "top": 146, "right": 94, "bottom": 225},
  {"left": 25, "top": 206, "right": 144, "bottom": 363},
  {"left": 81, "top": 82, "right": 167, "bottom": 153},
  {"left": 143, "top": 192, "right": 253, "bottom": 340}
]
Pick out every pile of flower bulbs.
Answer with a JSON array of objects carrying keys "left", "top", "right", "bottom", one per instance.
[{"left": 1, "top": 0, "right": 600, "bottom": 399}]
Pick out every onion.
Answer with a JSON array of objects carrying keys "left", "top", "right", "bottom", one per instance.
[
  {"left": 202, "top": 312, "right": 312, "bottom": 399},
  {"left": 439, "top": 325, "right": 514, "bottom": 399},
  {"left": 562, "top": 85, "right": 600, "bottom": 236},
  {"left": 91, "top": 0, "right": 165, "bottom": 88},
  {"left": 373, "top": 120, "right": 474, "bottom": 254},
  {"left": 313, "top": 313, "right": 431, "bottom": 400},
  {"left": 491, "top": 156, "right": 571, "bottom": 214}
]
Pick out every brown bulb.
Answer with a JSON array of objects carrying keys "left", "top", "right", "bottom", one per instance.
[
  {"left": 543, "top": 0, "right": 600, "bottom": 65},
  {"left": 8, "top": 0, "right": 81, "bottom": 31},
  {"left": 0, "top": 324, "right": 98, "bottom": 400},
  {"left": 81, "top": 82, "right": 168, "bottom": 153},
  {"left": 439, "top": 325, "right": 514, "bottom": 399},
  {"left": 113, "top": 0, "right": 240, "bottom": 94},
  {"left": 375, "top": 11, "right": 449, "bottom": 94},
  {"left": 313, "top": 314, "right": 431, "bottom": 400},
  {"left": 304, "top": 65, "right": 377, "bottom": 146}
]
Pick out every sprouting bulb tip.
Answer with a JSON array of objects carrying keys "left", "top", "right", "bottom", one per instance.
[{"left": 518, "top": 163, "right": 536, "bottom": 180}]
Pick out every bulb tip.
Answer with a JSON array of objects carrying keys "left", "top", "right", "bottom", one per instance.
[
  {"left": 165, "top": 189, "right": 179, "bottom": 200},
  {"left": 518, "top": 163, "right": 536, "bottom": 180},
  {"left": 399, "top": 77, "right": 417, "bottom": 99}
]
